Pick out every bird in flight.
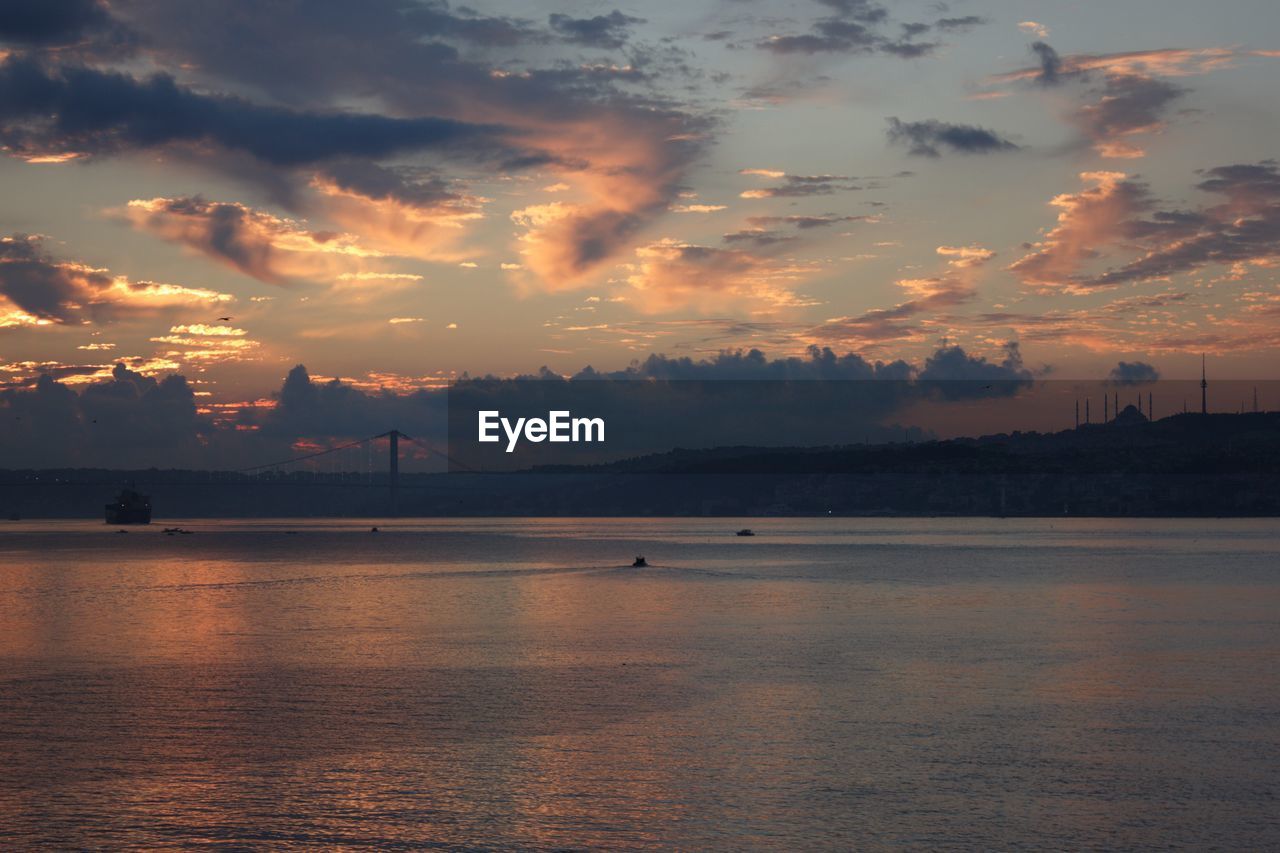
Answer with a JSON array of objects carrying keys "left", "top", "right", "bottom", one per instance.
[{"left": 215, "top": 316, "right": 233, "bottom": 322}]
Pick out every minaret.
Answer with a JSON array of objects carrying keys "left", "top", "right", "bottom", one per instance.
[
  {"left": 1200, "top": 353, "right": 1208, "bottom": 414},
  {"left": 1148, "top": 392, "right": 1153, "bottom": 421}
]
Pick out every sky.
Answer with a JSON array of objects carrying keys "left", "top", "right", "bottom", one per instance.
[{"left": 1, "top": 0, "right": 1279, "bottom": 466}]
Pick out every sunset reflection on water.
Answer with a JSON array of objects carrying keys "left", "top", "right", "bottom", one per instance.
[{"left": 0, "top": 518, "right": 1277, "bottom": 847}]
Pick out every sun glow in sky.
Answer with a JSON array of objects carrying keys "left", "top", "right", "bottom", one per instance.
[{"left": 1, "top": 0, "right": 1279, "bottom": 464}]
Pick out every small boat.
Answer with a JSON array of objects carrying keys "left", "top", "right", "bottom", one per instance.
[
  {"left": 735, "top": 528, "right": 755, "bottom": 537},
  {"left": 631, "top": 556, "right": 648, "bottom": 567}
]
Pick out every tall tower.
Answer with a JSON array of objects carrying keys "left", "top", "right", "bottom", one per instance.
[
  {"left": 1200, "top": 353, "right": 1208, "bottom": 415},
  {"left": 389, "top": 429, "right": 400, "bottom": 516}
]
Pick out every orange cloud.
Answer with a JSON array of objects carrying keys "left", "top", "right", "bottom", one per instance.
[
  {"left": 119, "top": 197, "right": 392, "bottom": 285},
  {"left": 309, "top": 173, "right": 483, "bottom": 263},
  {"left": 623, "top": 238, "right": 819, "bottom": 314},
  {"left": 1009, "top": 172, "right": 1149, "bottom": 291},
  {"left": 1, "top": 234, "right": 232, "bottom": 324}
]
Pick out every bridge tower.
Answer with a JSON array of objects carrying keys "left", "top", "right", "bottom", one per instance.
[{"left": 388, "top": 430, "right": 400, "bottom": 516}]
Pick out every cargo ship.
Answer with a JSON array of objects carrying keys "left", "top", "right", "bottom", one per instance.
[{"left": 105, "top": 485, "right": 152, "bottom": 524}]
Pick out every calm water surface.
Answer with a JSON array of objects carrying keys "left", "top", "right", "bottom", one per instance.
[{"left": 0, "top": 518, "right": 1276, "bottom": 849}]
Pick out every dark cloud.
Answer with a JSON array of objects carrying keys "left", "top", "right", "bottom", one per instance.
[
  {"left": 1086, "top": 162, "right": 1280, "bottom": 287},
  {"left": 114, "top": 0, "right": 708, "bottom": 287},
  {"left": 0, "top": 233, "right": 110, "bottom": 320},
  {"left": 574, "top": 346, "right": 910, "bottom": 381},
  {"left": 1074, "top": 73, "right": 1186, "bottom": 157},
  {"left": 0, "top": 364, "right": 205, "bottom": 468},
  {"left": 935, "top": 16, "right": 987, "bottom": 32},
  {"left": 917, "top": 342, "right": 1033, "bottom": 398},
  {"left": 317, "top": 161, "right": 461, "bottom": 208},
  {"left": 1, "top": 344, "right": 1053, "bottom": 468},
  {"left": 760, "top": 19, "right": 934, "bottom": 57},
  {"left": 814, "top": 0, "right": 888, "bottom": 24},
  {"left": 0, "top": 56, "right": 509, "bottom": 166},
  {"left": 404, "top": 3, "right": 540, "bottom": 47},
  {"left": 746, "top": 214, "right": 873, "bottom": 229},
  {"left": 885, "top": 117, "right": 1019, "bottom": 157},
  {"left": 740, "top": 172, "right": 862, "bottom": 198},
  {"left": 1031, "top": 41, "right": 1062, "bottom": 85},
  {"left": 0, "top": 0, "right": 110, "bottom": 45},
  {"left": 721, "top": 229, "right": 798, "bottom": 247},
  {"left": 548, "top": 10, "right": 645, "bottom": 49},
  {"left": 756, "top": 0, "right": 938, "bottom": 57},
  {"left": 258, "top": 364, "right": 445, "bottom": 443},
  {"left": 879, "top": 39, "right": 937, "bottom": 58},
  {"left": 0, "top": 232, "right": 230, "bottom": 321},
  {"left": 1107, "top": 361, "right": 1161, "bottom": 385}
]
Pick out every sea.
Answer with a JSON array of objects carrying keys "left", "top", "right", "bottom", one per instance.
[{"left": 0, "top": 517, "right": 1276, "bottom": 849}]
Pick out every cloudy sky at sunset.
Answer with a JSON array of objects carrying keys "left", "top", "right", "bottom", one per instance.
[{"left": 2, "top": 0, "right": 1279, "bottom": 464}]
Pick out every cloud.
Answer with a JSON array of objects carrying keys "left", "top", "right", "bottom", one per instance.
[
  {"left": 755, "top": 0, "right": 937, "bottom": 57},
  {"left": 0, "top": 55, "right": 508, "bottom": 166},
  {"left": 885, "top": 117, "right": 1018, "bottom": 157},
  {"left": 916, "top": 342, "right": 1033, "bottom": 397},
  {"left": 624, "top": 238, "right": 817, "bottom": 313},
  {"left": 813, "top": 0, "right": 888, "bottom": 23},
  {"left": 578, "top": 345, "right": 909, "bottom": 380},
  {"left": 0, "top": 362, "right": 205, "bottom": 467},
  {"left": 1087, "top": 162, "right": 1280, "bottom": 287},
  {"left": 1073, "top": 73, "right": 1186, "bottom": 158},
  {"left": 0, "top": 0, "right": 112, "bottom": 45},
  {"left": 746, "top": 214, "right": 873, "bottom": 229},
  {"left": 548, "top": 11, "right": 645, "bottom": 49},
  {"left": 400, "top": 3, "right": 540, "bottom": 47},
  {"left": 936, "top": 16, "right": 988, "bottom": 33},
  {"left": 1018, "top": 21, "right": 1049, "bottom": 39},
  {"left": 988, "top": 42, "right": 1250, "bottom": 157},
  {"left": 1030, "top": 41, "right": 1062, "bottom": 85},
  {"left": 0, "top": 233, "right": 231, "bottom": 323},
  {"left": 739, "top": 169, "right": 862, "bottom": 198},
  {"left": 310, "top": 162, "right": 484, "bottom": 261},
  {"left": 6, "top": 0, "right": 714, "bottom": 293},
  {"left": 1008, "top": 171, "right": 1153, "bottom": 291},
  {"left": 997, "top": 46, "right": 1268, "bottom": 85},
  {"left": 1, "top": 341, "right": 1054, "bottom": 468},
  {"left": 169, "top": 324, "right": 245, "bottom": 337},
  {"left": 1011, "top": 163, "right": 1280, "bottom": 290},
  {"left": 118, "top": 197, "right": 391, "bottom": 285},
  {"left": 1107, "top": 361, "right": 1160, "bottom": 384},
  {"left": 0, "top": 0, "right": 136, "bottom": 58},
  {"left": 721, "top": 229, "right": 798, "bottom": 248},
  {"left": 807, "top": 245, "right": 992, "bottom": 347}
]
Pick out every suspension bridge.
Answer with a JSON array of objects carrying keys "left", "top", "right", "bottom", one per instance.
[{"left": 231, "top": 430, "right": 469, "bottom": 515}]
